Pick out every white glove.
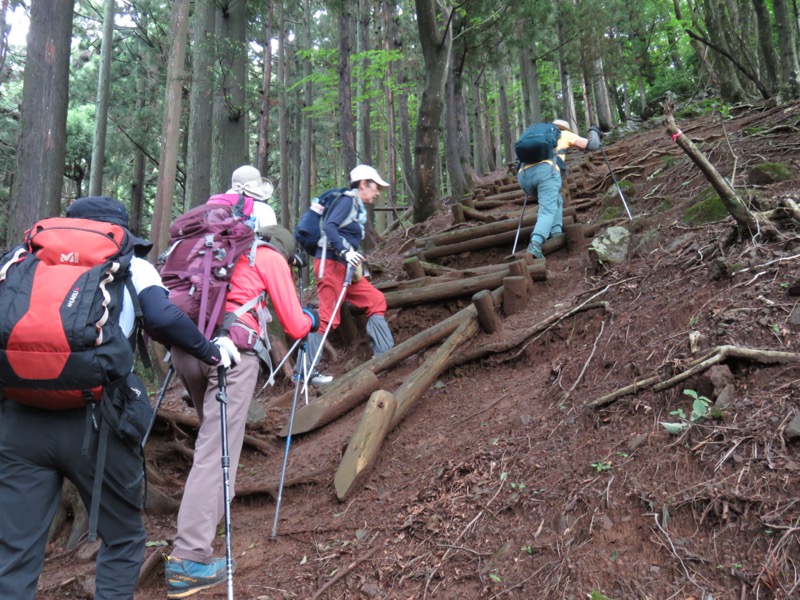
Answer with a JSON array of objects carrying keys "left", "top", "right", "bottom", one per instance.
[
  {"left": 213, "top": 336, "right": 241, "bottom": 369},
  {"left": 344, "top": 249, "right": 364, "bottom": 267}
]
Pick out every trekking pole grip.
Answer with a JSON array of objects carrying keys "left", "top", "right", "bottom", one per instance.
[{"left": 217, "top": 366, "right": 228, "bottom": 401}]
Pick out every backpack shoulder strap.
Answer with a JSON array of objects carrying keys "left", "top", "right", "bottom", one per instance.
[{"left": 124, "top": 276, "right": 152, "bottom": 370}]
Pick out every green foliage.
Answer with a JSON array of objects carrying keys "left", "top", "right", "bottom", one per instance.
[
  {"left": 748, "top": 163, "right": 792, "bottom": 184},
  {"left": 682, "top": 187, "right": 730, "bottom": 225},
  {"left": 589, "top": 592, "right": 613, "bottom": 600},
  {"left": 590, "top": 461, "right": 612, "bottom": 473},
  {"left": 661, "top": 389, "right": 710, "bottom": 434}
]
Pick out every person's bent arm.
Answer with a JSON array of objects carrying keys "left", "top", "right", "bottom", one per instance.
[
  {"left": 138, "top": 286, "right": 221, "bottom": 365},
  {"left": 321, "top": 195, "right": 354, "bottom": 254}
]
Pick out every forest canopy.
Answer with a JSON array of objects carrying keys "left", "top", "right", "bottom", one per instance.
[{"left": 0, "top": 0, "right": 798, "bottom": 252}]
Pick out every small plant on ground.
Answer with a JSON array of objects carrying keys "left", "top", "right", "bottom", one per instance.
[
  {"left": 661, "top": 389, "right": 710, "bottom": 434},
  {"left": 590, "top": 461, "right": 612, "bottom": 473}
]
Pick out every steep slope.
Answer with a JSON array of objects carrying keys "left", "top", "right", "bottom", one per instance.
[{"left": 41, "top": 100, "right": 800, "bottom": 600}]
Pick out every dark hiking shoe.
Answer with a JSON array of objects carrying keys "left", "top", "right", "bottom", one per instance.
[{"left": 165, "top": 555, "right": 232, "bottom": 598}]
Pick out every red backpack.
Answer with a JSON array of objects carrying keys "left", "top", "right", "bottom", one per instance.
[
  {"left": 160, "top": 194, "right": 259, "bottom": 338},
  {"left": 0, "top": 217, "right": 137, "bottom": 409}
]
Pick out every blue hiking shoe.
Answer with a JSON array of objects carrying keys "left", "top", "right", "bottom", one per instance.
[
  {"left": 527, "top": 239, "right": 544, "bottom": 259},
  {"left": 165, "top": 555, "right": 232, "bottom": 598}
]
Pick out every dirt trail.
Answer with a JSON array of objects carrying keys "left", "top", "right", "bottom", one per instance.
[{"left": 43, "top": 100, "right": 800, "bottom": 599}]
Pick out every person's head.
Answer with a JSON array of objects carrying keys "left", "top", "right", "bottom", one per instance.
[
  {"left": 228, "top": 165, "right": 277, "bottom": 229},
  {"left": 255, "top": 225, "right": 296, "bottom": 263},
  {"left": 229, "top": 165, "right": 274, "bottom": 201},
  {"left": 349, "top": 164, "right": 389, "bottom": 204},
  {"left": 553, "top": 119, "right": 572, "bottom": 133},
  {"left": 66, "top": 196, "right": 153, "bottom": 256}
]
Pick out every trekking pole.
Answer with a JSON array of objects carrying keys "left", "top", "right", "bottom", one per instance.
[
  {"left": 216, "top": 366, "right": 235, "bottom": 600},
  {"left": 303, "top": 264, "right": 354, "bottom": 392},
  {"left": 142, "top": 365, "right": 174, "bottom": 448},
  {"left": 598, "top": 144, "right": 633, "bottom": 220},
  {"left": 511, "top": 193, "right": 529, "bottom": 255},
  {"left": 271, "top": 339, "right": 306, "bottom": 538}
]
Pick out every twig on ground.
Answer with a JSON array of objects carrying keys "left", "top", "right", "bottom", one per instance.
[
  {"left": 588, "top": 345, "right": 800, "bottom": 409},
  {"left": 562, "top": 319, "right": 605, "bottom": 404},
  {"left": 310, "top": 533, "right": 381, "bottom": 600}
]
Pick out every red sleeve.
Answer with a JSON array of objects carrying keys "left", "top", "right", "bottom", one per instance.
[{"left": 257, "top": 249, "right": 313, "bottom": 340}]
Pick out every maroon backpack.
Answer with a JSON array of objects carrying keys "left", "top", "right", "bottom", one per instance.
[{"left": 160, "top": 194, "right": 258, "bottom": 338}]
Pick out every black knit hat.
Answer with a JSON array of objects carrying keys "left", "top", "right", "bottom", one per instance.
[{"left": 67, "top": 196, "right": 153, "bottom": 256}]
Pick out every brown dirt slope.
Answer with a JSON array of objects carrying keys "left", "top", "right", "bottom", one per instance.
[{"left": 44, "top": 100, "right": 800, "bottom": 599}]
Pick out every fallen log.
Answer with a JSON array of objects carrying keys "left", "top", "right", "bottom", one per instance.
[
  {"left": 334, "top": 316, "right": 482, "bottom": 499},
  {"left": 334, "top": 391, "right": 397, "bottom": 500},
  {"left": 278, "top": 368, "right": 381, "bottom": 436},
  {"left": 384, "top": 262, "right": 546, "bottom": 309},
  {"left": 282, "top": 288, "right": 504, "bottom": 435},
  {"left": 391, "top": 316, "right": 481, "bottom": 428},
  {"left": 462, "top": 205, "right": 505, "bottom": 223},
  {"left": 479, "top": 189, "right": 526, "bottom": 204},
  {"left": 416, "top": 226, "right": 535, "bottom": 261},
  {"left": 414, "top": 211, "right": 539, "bottom": 248},
  {"left": 376, "top": 258, "right": 546, "bottom": 292}
]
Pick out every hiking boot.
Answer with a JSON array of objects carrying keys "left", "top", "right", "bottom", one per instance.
[
  {"left": 309, "top": 370, "right": 333, "bottom": 385},
  {"left": 164, "top": 555, "right": 232, "bottom": 598},
  {"left": 292, "top": 370, "right": 333, "bottom": 385},
  {"left": 526, "top": 240, "right": 544, "bottom": 259}
]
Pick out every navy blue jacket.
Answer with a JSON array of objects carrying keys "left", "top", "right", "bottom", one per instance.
[{"left": 315, "top": 191, "right": 365, "bottom": 260}]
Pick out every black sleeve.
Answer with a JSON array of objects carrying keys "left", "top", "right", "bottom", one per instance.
[{"left": 138, "top": 286, "right": 221, "bottom": 366}]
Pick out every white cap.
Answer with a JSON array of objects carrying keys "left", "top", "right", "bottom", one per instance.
[
  {"left": 349, "top": 164, "right": 389, "bottom": 188},
  {"left": 250, "top": 201, "right": 277, "bottom": 229},
  {"left": 553, "top": 119, "right": 572, "bottom": 132},
  {"left": 228, "top": 165, "right": 274, "bottom": 201}
]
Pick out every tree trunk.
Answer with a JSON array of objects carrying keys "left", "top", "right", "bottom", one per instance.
[
  {"left": 0, "top": 0, "right": 8, "bottom": 77},
  {"left": 338, "top": 0, "right": 357, "bottom": 173},
  {"left": 497, "top": 63, "right": 514, "bottom": 164},
  {"left": 357, "top": 0, "right": 371, "bottom": 165},
  {"left": 277, "top": 2, "right": 290, "bottom": 226},
  {"left": 88, "top": 0, "right": 114, "bottom": 197},
  {"left": 412, "top": 0, "right": 452, "bottom": 222},
  {"left": 592, "top": 57, "right": 613, "bottom": 129},
  {"left": 526, "top": 44, "right": 541, "bottom": 123},
  {"left": 444, "top": 54, "right": 469, "bottom": 199},
  {"left": 151, "top": 0, "right": 190, "bottom": 260},
  {"left": 773, "top": 0, "right": 800, "bottom": 96},
  {"left": 662, "top": 101, "right": 762, "bottom": 236},
  {"left": 382, "top": 1, "right": 398, "bottom": 216},
  {"left": 394, "top": 11, "right": 414, "bottom": 199},
  {"left": 186, "top": 0, "right": 215, "bottom": 208},
  {"left": 257, "top": 2, "right": 274, "bottom": 178},
  {"left": 557, "top": 19, "right": 578, "bottom": 129},
  {"left": 299, "top": 0, "right": 312, "bottom": 212},
  {"left": 751, "top": 0, "right": 780, "bottom": 91},
  {"left": 8, "top": 0, "right": 74, "bottom": 244},
  {"left": 211, "top": 0, "right": 247, "bottom": 195}
]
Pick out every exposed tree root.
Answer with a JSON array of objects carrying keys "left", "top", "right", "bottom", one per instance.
[
  {"left": 588, "top": 345, "right": 800, "bottom": 409},
  {"left": 153, "top": 409, "right": 272, "bottom": 455},
  {"left": 449, "top": 301, "right": 610, "bottom": 367},
  {"left": 235, "top": 467, "right": 329, "bottom": 500}
]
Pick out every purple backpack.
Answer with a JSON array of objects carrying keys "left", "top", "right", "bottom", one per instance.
[{"left": 160, "top": 194, "right": 257, "bottom": 338}]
